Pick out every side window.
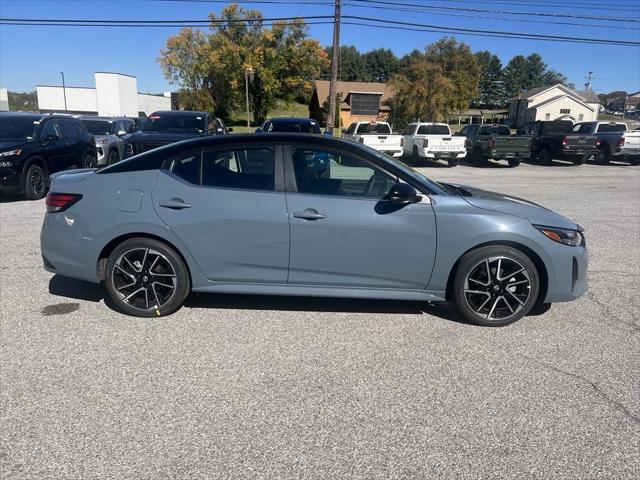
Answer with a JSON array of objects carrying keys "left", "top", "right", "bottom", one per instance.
[
  {"left": 573, "top": 124, "right": 593, "bottom": 134},
  {"left": 291, "top": 148, "right": 396, "bottom": 199},
  {"left": 459, "top": 125, "right": 469, "bottom": 136},
  {"left": 477, "top": 126, "right": 490, "bottom": 136},
  {"left": 202, "top": 148, "right": 274, "bottom": 191},
  {"left": 167, "top": 153, "right": 199, "bottom": 185},
  {"left": 58, "top": 119, "right": 81, "bottom": 139},
  {"left": 345, "top": 123, "right": 356, "bottom": 135},
  {"left": 498, "top": 126, "right": 511, "bottom": 136},
  {"left": 40, "top": 120, "right": 59, "bottom": 139}
]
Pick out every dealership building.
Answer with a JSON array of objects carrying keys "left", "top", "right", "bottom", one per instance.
[{"left": 35, "top": 72, "right": 172, "bottom": 117}]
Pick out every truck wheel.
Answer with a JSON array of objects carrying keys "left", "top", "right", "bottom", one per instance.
[
  {"left": 538, "top": 149, "right": 552, "bottom": 165},
  {"left": 573, "top": 154, "right": 587, "bottom": 166},
  {"left": 448, "top": 158, "right": 459, "bottom": 167},
  {"left": 629, "top": 156, "right": 639, "bottom": 166},
  {"left": 24, "top": 163, "right": 48, "bottom": 200},
  {"left": 508, "top": 159, "right": 521, "bottom": 168},
  {"left": 107, "top": 149, "right": 120, "bottom": 165},
  {"left": 472, "top": 148, "right": 486, "bottom": 166},
  {"left": 412, "top": 146, "right": 420, "bottom": 166},
  {"left": 595, "top": 146, "right": 610, "bottom": 164}
]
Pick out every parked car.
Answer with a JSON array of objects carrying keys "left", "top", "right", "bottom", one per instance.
[
  {"left": 123, "top": 111, "right": 230, "bottom": 158},
  {"left": 41, "top": 134, "right": 587, "bottom": 327},
  {"left": 519, "top": 120, "right": 599, "bottom": 165},
  {"left": 402, "top": 122, "right": 467, "bottom": 167},
  {"left": 257, "top": 117, "right": 321, "bottom": 134},
  {"left": 0, "top": 113, "right": 96, "bottom": 199},
  {"left": 572, "top": 121, "right": 640, "bottom": 165},
  {"left": 457, "top": 124, "right": 530, "bottom": 167},
  {"left": 343, "top": 121, "right": 403, "bottom": 158},
  {"left": 79, "top": 116, "right": 132, "bottom": 166}
]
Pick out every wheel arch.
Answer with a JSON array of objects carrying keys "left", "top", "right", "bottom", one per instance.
[
  {"left": 97, "top": 232, "right": 193, "bottom": 286},
  {"left": 444, "top": 240, "right": 549, "bottom": 305},
  {"left": 22, "top": 155, "right": 49, "bottom": 177}
]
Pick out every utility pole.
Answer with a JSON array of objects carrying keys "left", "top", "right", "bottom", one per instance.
[
  {"left": 245, "top": 67, "right": 254, "bottom": 128},
  {"left": 326, "top": 0, "right": 341, "bottom": 135},
  {"left": 584, "top": 71, "right": 594, "bottom": 91},
  {"left": 60, "top": 72, "right": 68, "bottom": 111}
]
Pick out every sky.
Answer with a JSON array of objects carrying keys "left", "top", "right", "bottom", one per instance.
[{"left": 0, "top": 0, "right": 639, "bottom": 95}]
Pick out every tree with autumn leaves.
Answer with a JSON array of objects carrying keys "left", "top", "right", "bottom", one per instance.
[{"left": 158, "top": 4, "right": 328, "bottom": 123}]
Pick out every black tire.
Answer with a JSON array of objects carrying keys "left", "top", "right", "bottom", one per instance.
[
  {"left": 452, "top": 245, "right": 540, "bottom": 327},
  {"left": 104, "top": 238, "right": 191, "bottom": 318},
  {"left": 594, "top": 146, "right": 610, "bottom": 164},
  {"left": 628, "top": 156, "right": 639, "bottom": 166},
  {"left": 573, "top": 154, "right": 587, "bottom": 166},
  {"left": 82, "top": 151, "right": 97, "bottom": 169},
  {"left": 447, "top": 158, "right": 458, "bottom": 167},
  {"left": 23, "top": 163, "right": 48, "bottom": 200},
  {"left": 107, "top": 149, "right": 120, "bottom": 165},
  {"left": 538, "top": 149, "right": 552, "bottom": 165},
  {"left": 508, "top": 158, "right": 521, "bottom": 168},
  {"left": 412, "top": 146, "right": 420, "bottom": 166},
  {"left": 472, "top": 148, "right": 487, "bottom": 166}
]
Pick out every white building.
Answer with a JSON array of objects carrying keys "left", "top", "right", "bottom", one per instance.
[
  {"left": 0, "top": 88, "right": 8, "bottom": 111},
  {"left": 36, "top": 72, "right": 172, "bottom": 117},
  {"left": 508, "top": 84, "right": 600, "bottom": 128}
]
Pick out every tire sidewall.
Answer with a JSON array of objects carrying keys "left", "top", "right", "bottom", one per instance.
[
  {"left": 23, "top": 163, "right": 47, "bottom": 200},
  {"left": 104, "top": 238, "right": 191, "bottom": 317},
  {"left": 452, "top": 246, "right": 540, "bottom": 327},
  {"left": 83, "top": 150, "right": 97, "bottom": 168},
  {"left": 108, "top": 149, "right": 120, "bottom": 165}
]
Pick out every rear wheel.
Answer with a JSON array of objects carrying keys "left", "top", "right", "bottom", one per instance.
[
  {"left": 538, "top": 149, "right": 552, "bottom": 165},
  {"left": 23, "top": 163, "right": 47, "bottom": 200},
  {"left": 452, "top": 245, "right": 540, "bottom": 326},
  {"left": 108, "top": 149, "right": 120, "bottom": 165},
  {"left": 104, "top": 238, "right": 190, "bottom": 317},
  {"left": 472, "top": 148, "right": 487, "bottom": 166},
  {"left": 412, "top": 145, "right": 420, "bottom": 166},
  {"left": 448, "top": 158, "right": 459, "bottom": 167},
  {"left": 508, "top": 158, "right": 521, "bottom": 168},
  {"left": 573, "top": 154, "right": 587, "bottom": 165},
  {"left": 594, "top": 146, "right": 610, "bottom": 164}
]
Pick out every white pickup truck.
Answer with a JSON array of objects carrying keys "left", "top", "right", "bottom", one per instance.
[
  {"left": 402, "top": 122, "right": 467, "bottom": 167},
  {"left": 343, "top": 121, "right": 404, "bottom": 158}
]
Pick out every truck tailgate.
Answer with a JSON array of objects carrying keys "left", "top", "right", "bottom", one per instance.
[
  {"left": 622, "top": 131, "right": 640, "bottom": 153},
  {"left": 423, "top": 135, "right": 466, "bottom": 151},
  {"left": 362, "top": 134, "right": 402, "bottom": 150},
  {"left": 493, "top": 136, "right": 530, "bottom": 154},
  {"left": 564, "top": 135, "right": 598, "bottom": 149}
]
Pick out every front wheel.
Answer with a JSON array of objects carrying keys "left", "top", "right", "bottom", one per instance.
[
  {"left": 452, "top": 246, "right": 540, "bottom": 327},
  {"left": 82, "top": 151, "right": 97, "bottom": 168},
  {"left": 508, "top": 158, "right": 521, "bottom": 168},
  {"left": 23, "top": 163, "right": 47, "bottom": 200},
  {"left": 107, "top": 149, "right": 120, "bottom": 165},
  {"left": 104, "top": 238, "right": 191, "bottom": 317}
]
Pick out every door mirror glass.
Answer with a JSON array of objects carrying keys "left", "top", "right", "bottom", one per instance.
[{"left": 384, "top": 182, "right": 421, "bottom": 204}]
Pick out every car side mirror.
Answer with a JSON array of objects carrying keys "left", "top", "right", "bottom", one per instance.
[
  {"left": 384, "top": 182, "right": 421, "bottom": 204},
  {"left": 116, "top": 129, "right": 126, "bottom": 136},
  {"left": 215, "top": 127, "right": 224, "bottom": 134},
  {"left": 255, "top": 127, "right": 263, "bottom": 133}
]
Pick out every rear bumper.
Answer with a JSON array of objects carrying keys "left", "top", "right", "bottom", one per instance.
[
  {"left": 490, "top": 151, "right": 530, "bottom": 160},
  {"left": 560, "top": 147, "right": 596, "bottom": 158},
  {"left": 423, "top": 149, "right": 466, "bottom": 160}
]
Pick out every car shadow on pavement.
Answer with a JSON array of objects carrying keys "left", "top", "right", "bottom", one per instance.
[
  {"left": 49, "top": 275, "right": 104, "bottom": 302},
  {"left": 522, "top": 159, "right": 576, "bottom": 168}
]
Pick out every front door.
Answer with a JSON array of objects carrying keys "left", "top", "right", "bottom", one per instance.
[
  {"left": 285, "top": 146, "right": 437, "bottom": 289},
  {"left": 152, "top": 145, "right": 289, "bottom": 283}
]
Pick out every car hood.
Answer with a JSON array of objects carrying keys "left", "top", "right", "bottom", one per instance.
[
  {"left": 127, "top": 131, "right": 205, "bottom": 142},
  {"left": 444, "top": 183, "right": 578, "bottom": 230},
  {"left": 0, "top": 140, "right": 27, "bottom": 152}
]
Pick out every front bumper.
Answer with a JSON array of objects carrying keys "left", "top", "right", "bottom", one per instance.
[
  {"left": 544, "top": 242, "right": 588, "bottom": 303},
  {"left": 0, "top": 165, "right": 22, "bottom": 194},
  {"left": 96, "top": 146, "right": 107, "bottom": 165}
]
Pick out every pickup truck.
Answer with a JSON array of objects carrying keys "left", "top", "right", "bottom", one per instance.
[
  {"left": 124, "top": 111, "right": 231, "bottom": 158},
  {"left": 572, "top": 121, "right": 640, "bottom": 165},
  {"left": 402, "top": 122, "right": 467, "bottom": 167},
  {"left": 518, "top": 120, "right": 599, "bottom": 166},
  {"left": 456, "top": 123, "right": 529, "bottom": 167},
  {"left": 343, "top": 121, "right": 403, "bottom": 158}
]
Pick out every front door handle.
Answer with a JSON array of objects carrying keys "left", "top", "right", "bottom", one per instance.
[
  {"left": 293, "top": 208, "right": 326, "bottom": 220},
  {"left": 159, "top": 198, "right": 192, "bottom": 209}
]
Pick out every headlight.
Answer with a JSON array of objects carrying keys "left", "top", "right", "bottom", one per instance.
[
  {"left": 0, "top": 148, "right": 22, "bottom": 158},
  {"left": 535, "top": 225, "right": 584, "bottom": 246}
]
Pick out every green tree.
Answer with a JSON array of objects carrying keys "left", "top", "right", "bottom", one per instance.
[
  {"left": 159, "top": 3, "right": 328, "bottom": 123},
  {"left": 542, "top": 69, "right": 568, "bottom": 86},
  {"left": 321, "top": 45, "right": 367, "bottom": 82},
  {"left": 362, "top": 48, "right": 399, "bottom": 82},
  {"left": 8, "top": 91, "right": 38, "bottom": 112},
  {"left": 503, "top": 55, "right": 531, "bottom": 98},
  {"left": 472, "top": 50, "right": 506, "bottom": 108},
  {"left": 526, "top": 53, "right": 547, "bottom": 88}
]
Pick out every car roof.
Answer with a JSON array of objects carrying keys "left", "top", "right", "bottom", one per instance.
[
  {"left": 0, "top": 113, "right": 74, "bottom": 121},
  {"left": 149, "top": 110, "right": 208, "bottom": 116},
  {"left": 267, "top": 117, "right": 317, "bottom": 123},
  {"left": 78, "top": 116, "right": 114, "bottom": 122}
]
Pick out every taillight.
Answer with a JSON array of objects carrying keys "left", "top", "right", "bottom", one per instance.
[
  {"left": 488, "top": 138, "right": 496, "bottom": 149},
  {"left": 400, "top": 137, "right": 404, "bottom": 147},
  {"left": 46, "top": 193, "right": 82, "bottom": 213},
  {"left": 528, "top": 137, "right": 533, "bottom": 150},
  {"left": 465, "top": 139, "right": 472, "bottom": 149},
  {"left": 617, "top": 137, "right": 625, "bottom": 148},
  {"left": 422, "top": 138, "right": 429, "bottom": 148},
  {"left": 562, "top": 137, "right": 568, "bottom": 146}
]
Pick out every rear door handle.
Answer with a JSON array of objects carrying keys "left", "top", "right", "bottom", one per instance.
[
  {"left": 293, "top": 208, "right": 326, "bottom": 220},
  {"left": 159, "top": 198, "right": 192, "bottom": 209}
]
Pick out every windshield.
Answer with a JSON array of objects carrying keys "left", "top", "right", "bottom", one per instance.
[
  {"left": 267, "top": 121, "right": 320, "bottom": 133},
  {"left": 82, "top": 120, "right": 113, "bottom": 136},
  {"left": 356, "top": 123, "right": 392, "bottom": 134},
  {"left": 0, "top": 117, "right": 38, "bottom": 142},
  {"left": 143, "top": 114, "right": 205, "bottom": 133}
]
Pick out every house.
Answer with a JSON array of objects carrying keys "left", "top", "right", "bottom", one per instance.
[
  {"left": 309, "top": 80, "right": 394, "bottom": 128},
  {"left": 508, "top": 84, "right": 600, "bottom": 128}
]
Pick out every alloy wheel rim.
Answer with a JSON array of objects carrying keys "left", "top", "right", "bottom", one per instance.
[
  {"left": 30, "top": 168, "right": 45, "bottom": 195},
  {"left": 464, "top": 256, "right": 531, "bottom": 321},
  {"left": 112, "top": 248, "right": 177, "bottom": 311},
  {"left": 84, "top": 155, "right": 96, "bottom": 168}
]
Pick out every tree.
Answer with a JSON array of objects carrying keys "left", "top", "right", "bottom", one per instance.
[
  {"left": 472, "top": 50, "right": 506, "bottom": 108},
  {"left": 8, "top": 91, "right": 38, "bottom": 112},
  {"left": 158, "top": 4, "right": 328, "bottom": 123},
  {"left": 390, "top": 37, "right": 480, "bottom": 124},
  {"left": 526, "top": 53, "right": 547, "bottom": 88},
  {"left": 542, "top": 70, "right": 568, "bottom": 87},
  {"left": 321, "top": 45, "right": 366, "bottom": 82},
  {"left": 503, "top": 55, "right": 531, "bottom": 98},
  {"left": 362, "top": 48, "right": 399, "bottom": 82}
]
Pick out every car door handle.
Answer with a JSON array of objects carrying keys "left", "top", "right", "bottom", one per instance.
[
  {"left": 293, "top": 209, "right": 326, "bottom": 220},
  {"left": 159, "top": 199, "right": 192, "bottom": 209}
]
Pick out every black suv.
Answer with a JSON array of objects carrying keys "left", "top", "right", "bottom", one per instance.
[
  {"left": 0, "top": 114, "right": 96, "bottom": 199},
  {"left": 124, "top": 111, "right": 231, "bottom": 158},
  {"left": 256, "top": 117, "right": 321, "bottom": 134}
]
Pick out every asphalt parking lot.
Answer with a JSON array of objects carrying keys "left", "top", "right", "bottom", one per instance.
[{"left": 1, "top": 159, "right": 639, "bottom": 479}]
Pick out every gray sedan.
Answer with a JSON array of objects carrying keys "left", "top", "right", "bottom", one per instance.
[{"left": 40, "top": 134, "right": 587, "bottom": 326}]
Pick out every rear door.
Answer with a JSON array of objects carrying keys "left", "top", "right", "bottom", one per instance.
[
  {"left": 152, "top": 144, "right": 290, "bottom": 283},
  {"left": 284, "top": 144, "right": 436, "bottom": 289},
  {"left": 57, "top": 119, "right": 85, "bottom": 168},
  {"left": 37, "top": 120, "right": 71, "bottom": 174}
]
